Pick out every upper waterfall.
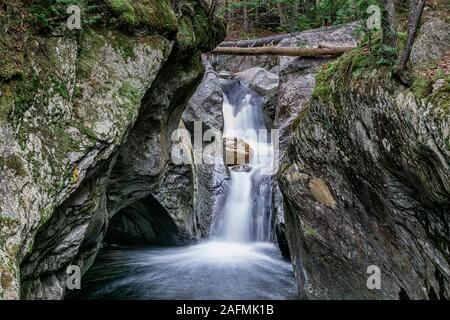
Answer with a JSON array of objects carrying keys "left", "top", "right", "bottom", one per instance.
[{"left": 215, "top": 79, "right": 276, "bottom": 243}]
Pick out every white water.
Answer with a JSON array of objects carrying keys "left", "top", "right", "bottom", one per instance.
[
  {"left": 216, "top": 79, "right": 275, "bottom": 242},
  {"left": 70, "top": 79, "right": 296, "bottom": 300}
]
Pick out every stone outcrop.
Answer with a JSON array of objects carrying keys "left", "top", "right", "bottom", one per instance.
[
  {"left": 276, "top": 23, "right": 360, "bottom": 153},
  {"left": 410, "top": 17, "right": 450, "bottom": 66},
  {"left": 180, "top": 59, "right": 230, "bottom": 238},
  {"left": 278, "top": 19, "right": 449, "bottom": 299},
  {"left": 210, "top": 54, "right": 278, "bottom": 73},
  {"left": 0, "top": 0, "right": 225, "bottom": 299},
  {"left": 236, "top": 67, "right": 279, "bottom": 122}
]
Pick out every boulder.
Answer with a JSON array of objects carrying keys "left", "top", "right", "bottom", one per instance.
[
  {"left": 223, "top": 137, "right": 254, "bottom": 166},
  {"left": 236, "top": 67, "right": 279, "bottom": 122},
  {"left": 275, "top": 22, "right": 361, "bottom": 153},
  {"left": 183, "top": 57, "right": 224, "bottom": 133},
  {"left": 410, "top": 18, "right": 450, "bottom": 66}
]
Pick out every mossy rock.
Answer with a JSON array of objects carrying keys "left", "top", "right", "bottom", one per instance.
[
  {"left": 106, "top": 0, "right": 178, "bottom": 35},
  {"left": 0, "top": 155, "right": 28, "bottom": 177}
]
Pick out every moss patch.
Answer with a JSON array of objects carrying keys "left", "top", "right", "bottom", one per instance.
[
  {"left": 0, "top": 154, "right": 27, "bottom": 177},
  {"left": 106, "top": 0, "right": 178, "bottom": 34},
  {"left": 118, "top": 81, "right": 141, "bottom": 121}
]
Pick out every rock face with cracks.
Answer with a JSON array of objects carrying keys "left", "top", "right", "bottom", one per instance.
[
  {"left": 279, "top": 19, "right": 449, "bottom": 299},
  {"left": 0, "top": 0, "right": 225, "bottom": 300}
]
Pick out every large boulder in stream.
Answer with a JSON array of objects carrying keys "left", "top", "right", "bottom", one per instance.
[
  {"left": 0, "top": 0, "right": 225, "bottom": 299},
  {"left": 224, "top": 137, "right": 254, "bottom": 166}
]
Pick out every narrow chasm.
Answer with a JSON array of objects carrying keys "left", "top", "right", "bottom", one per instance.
[{"left": 64, "top": 59, "right": 298, "bottom": 301}]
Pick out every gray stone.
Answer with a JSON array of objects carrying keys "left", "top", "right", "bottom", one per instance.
[
  {"left": 279, "top": 75, "right": 450, "bottom": 300},
  {"left": 276, "top": 22, "right": 361, "bottom": 153},
  {"left": 411, "top": 18, "right": 450, "bottom": 66}
]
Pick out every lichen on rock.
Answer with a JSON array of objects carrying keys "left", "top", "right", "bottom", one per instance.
[{"left": 0, "top": 0, "right": 225, "bottom": 300}]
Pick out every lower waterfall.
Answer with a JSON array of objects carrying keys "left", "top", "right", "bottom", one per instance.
[{"left": 68, "top": 80, "right": 297, "bottom": 300}]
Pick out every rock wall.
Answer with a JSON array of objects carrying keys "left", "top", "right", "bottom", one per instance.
[
  {"left": 0, "top": 0, "right": 225, "bottom": 299},
  {"left": 279, "top": 19, "right": 449, "bottom": 299},
  {"left": 276, "top": 23, "right": 360, "bottom": 153}
]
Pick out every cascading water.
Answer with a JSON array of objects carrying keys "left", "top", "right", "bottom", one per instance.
[
  {"left": 69, "top": 79, "right": 296, "bottom": 300},
  {"left": 214, "top": 79, "right": 275, "bottom": 243}
]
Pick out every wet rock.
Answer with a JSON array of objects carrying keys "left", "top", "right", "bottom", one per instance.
[
  {"left": 210, "top": 54, "right": 278, "bottom": 73},
  {"left": 183, "top": 57, "right": 224, "bottom": 133},
  {"left": 236, "top": 67, "right": 279, "bottom": 122},
  {"left": 224, "top": 137, "right": 254, "bottom": 166},
  {"left": 236, "top": 67, "right": 279, "bottom": 97},
  {"left": 272, "top": 182, "right": 290, "bottom": 260},
  {"left": 0, "top": 1, "right": 226, "bottom": 300},
  {"left": 180, "top": 59, "right": 230, "bottom": 238},
  {"left": 230, "top": 164, "right": 252, "bottom": 172}
]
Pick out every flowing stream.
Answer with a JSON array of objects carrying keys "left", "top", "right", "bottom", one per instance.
[{"left": 69, "top": 79, "right": 297, "bottom": 300}]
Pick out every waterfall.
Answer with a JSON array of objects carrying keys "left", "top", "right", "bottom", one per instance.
[
  {"left": 72, "top": 77, "right": 296, "bottom": 301},
  {"left": 214, "top": 79, "right": 275, "bottom": 243}
]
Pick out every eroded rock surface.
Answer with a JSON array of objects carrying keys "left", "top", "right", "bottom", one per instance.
[
  {"left": 236, "top": 67, "right": 280, "bottom": 122},
  {"left": 276, "top": 23, "right": 360, "bottom": 153},
  {"left": 279, "top": 20, "right": 449, "bottom": 299},
  {"left": 0, "top": 0, "right": 225, "bottom": 299}
]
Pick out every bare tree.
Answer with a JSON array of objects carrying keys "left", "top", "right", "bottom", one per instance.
[
  {"left": 243, "top": 3, "right": 250, "bottom": 32},
  {"left": 381, "top": 0, "right": 398, "bottom": 48},
  {"left": 209, "top": 0, "right": 220, "bottom": 19},
  {"left": 397, "top": 0, "right": 426, "bottom": 84}
]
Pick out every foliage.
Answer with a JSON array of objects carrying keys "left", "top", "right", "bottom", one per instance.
[
  {"left": 26, "top": 0, "right": 104, "bottom": 32},
  {"left": 222, "top": 0, "right": 381, "bottom": 34}
]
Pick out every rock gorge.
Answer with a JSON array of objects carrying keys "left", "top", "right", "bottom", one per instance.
[{"left": 0, "top": 0, "right": 449, "bottom": 300}]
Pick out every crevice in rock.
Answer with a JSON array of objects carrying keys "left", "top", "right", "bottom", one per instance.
[
  {"left": 104, "top": 196, "right": 186, "bottom": 247},
  {"left": 399, "top": 287, "right": 410, "bottom": 300}
]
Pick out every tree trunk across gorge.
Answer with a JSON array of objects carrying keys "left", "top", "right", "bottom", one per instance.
[{"left": 211, "top": 46, "right": 355, "bottom": 57}]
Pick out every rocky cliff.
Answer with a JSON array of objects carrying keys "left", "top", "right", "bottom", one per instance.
[
  {"left": 0, "top": 0, "right": 225, "bottom": 299},
  {"left": 279, "top": 18, "right": 449, "bottom": 299}
]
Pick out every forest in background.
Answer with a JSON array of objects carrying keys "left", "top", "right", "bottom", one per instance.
[{"left": 216, "top": 0, "right": 449, "bottom": 39}]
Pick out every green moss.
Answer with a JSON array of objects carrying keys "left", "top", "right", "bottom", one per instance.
[
  {"left": 0, "top": 154, "right": 27, "bottom": 177},
  {"left": 118, "top": 81, "right": 141, "bottom": 120},
  {"left": 411, "top": 75, "right": 432, "bottom": 99},
  {"left": 76, "top": 123, "right": 98, "bottom": 142},
  {"left": 38, "top": 205, "right": 54, "bottom": 228},
  {"left": 429, "top": 76, "right": 450, "bottom": 119},
  {"left": 54, "top": 81, "right": 70, "bottom": 100},
  {"left": 292, "top": 104, "right": 311, "bottom": 130},
  {"left": 76, "top": 30, "right": 108, "bottom": 80},
  {"left": 312, "top": 35, "right": 398, "bottom": 112},
  {"left": 0, "top": 216, "right": 19, "bottom": 229},
  {"left": 177, "top": 16, "right": 196, "bottom": 51},
  {"left": 0, "top": 217, "right": 20, "bottom": 250},
  {"left": 107, "top": 0, "right": 137, "bottom": 25},
  {"left": 8, "top": 72, "right": 41, "bottom": 122},
  {"left": 303, "top": 224, "right": 320, "bottom": 238},
  {"left": 106, "top": 0, "right": 178, "bottom": 34}
]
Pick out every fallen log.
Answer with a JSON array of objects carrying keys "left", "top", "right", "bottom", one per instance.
[
  {"left": 218, "top": 23, "right": 358, "bottom": 48},
  {"left": 210, "top": 46, "right": 355, "bottom": 57},
  {"left": 218, "top": 33, "right": 301, "bottom": 48}
]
